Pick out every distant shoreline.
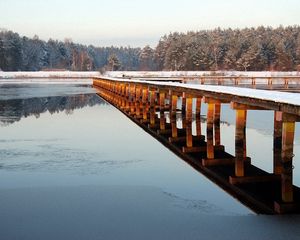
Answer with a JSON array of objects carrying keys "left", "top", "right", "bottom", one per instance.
[
  {"left": 1, "top": 70, "right": 300, "bottom": 85},
  {"left": 0, "top": 71, "right": 100, "bottom": 79}
]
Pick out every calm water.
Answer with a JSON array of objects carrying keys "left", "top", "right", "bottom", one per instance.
[{"left": 1, "top": 83, "right": 300, "bottom": 239}]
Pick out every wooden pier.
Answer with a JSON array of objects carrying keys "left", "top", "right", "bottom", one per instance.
[
  {"left": 93, "top": 77, "right": 300, "bottom": 214},
  {"left": 121, "top": 75, "right": 300, "bottom": 92}
]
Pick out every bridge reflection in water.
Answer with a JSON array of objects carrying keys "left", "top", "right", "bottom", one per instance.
[{"left": 93, "top": 78, "right": 300, "bottom": 214}]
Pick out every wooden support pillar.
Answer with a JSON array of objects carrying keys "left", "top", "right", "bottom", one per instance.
[
  {"left": 235, "top": 109, "right": 247, "bottom": 177},
  {"left": 171, "top": 113, "right": 177, "bottom": 138},
  {"left": 171, "top": 94, "right": 178, "bottom": 113},
  {"left": 230, "top": 103, "right": 265, "bottom": 173},
  {"left": 196, "top": 98, "right": 202, "bottom": 136},
  {"left": 166, "top": 90, "right": 171, "bottom": 110},
  {"left": 214, "top": 102, "right": 221, "bottom": 146},
  {"left": 143, "top": 106, "right": 148, "bottom": 120},
  {"left": 130, "top": 84, "right": 135, "bottom": 100},
  {"left": 274, "top": 112, "right": 298, "bottom": 204},
  {"left": 159, "top": 90, "right": 166, "bottom": 130},
  {"left": 135, "top": 85, "right": 143, "bottom": 117},
  {"left": 160, "top": 112, "right": 166, "bottom": 130},
  {"left": 186, "top": 96, "right": 193, "bottom": 147},
  {"left": 142, "top": 88, "right": 149, "bottom": 120},
  {"left": 136, "top": 85, "right": 141, "bottom": 102},
  {"left": 159, "top": 91, "right": 166, "bottom": 111},
  {"left": 170, "top": 92, "right": 178, "bottom": 137},
  {"left": 136, "top": 100, "right": 141, "bottom": 117},
  {"left": 274, "top": 111, "right": 283, "bottom": 174},
  {"left": 196, "top": 98, "right": 202, "bottom": 116},
  {"left": 206, "top": 103, "right": 215, "bottom": 159},
  {"left": 115, "top": 83, "right": 119, "bottom": 94},
  {"left": 125, "top": 84, "right": 129, "bottom": 97},
  {"left": 186, "top": 96, "right": 193, "bottom": 120},
  {"left": 149, "top": 89, "right": 156, "bottom": 125},
  {"left": 130, "top": 84, "right": 136, "bottom": 113},
  {"left": 150, "top": 89, "right": 156, "bottom": 106},
  {"left": 196, "top": 115, "right": 201, "bottom": 137},
  {"left": 182, "top": 92, "right": 186, "bottom": 113},
  {"left": 118, "top": 83, "right": 122, "bottom": 95},
  {"left": 150, "top": 108, "right": 156, "bottom": 125},
  {"left": 115, "top": 83, "right": 119, "bottom": 93},
  {"left": 281, "top": 120, "right": 295, "bottom": 203},
  {"left": 142, "top": 88, "right": 148, "bottom": 104}
]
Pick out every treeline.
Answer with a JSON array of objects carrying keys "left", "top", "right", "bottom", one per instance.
[
  {"left": 152, "top": 26, "right": 300, "bottom": 71},
  {"left": 1, "top": 26, "right": 300, "bottom": 71},
  {"left": 0, "top": 30, "right": 140, "bottom": 71}
]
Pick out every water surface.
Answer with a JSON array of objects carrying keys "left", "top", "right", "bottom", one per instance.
[{"left": 1, "top": 83, "right": 300, "bottom": 239}]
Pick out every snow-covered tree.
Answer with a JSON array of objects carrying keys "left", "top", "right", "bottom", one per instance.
[
  {"left": 108, "top": 54, "right": 121, "bottom": 71},
  {"left": 139, "top": 45, "right": 155, "bottom": 70}
]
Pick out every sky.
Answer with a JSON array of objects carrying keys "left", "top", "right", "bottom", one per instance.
[{"left": 0, "top": 0, "right": 300, "bottom": 47}]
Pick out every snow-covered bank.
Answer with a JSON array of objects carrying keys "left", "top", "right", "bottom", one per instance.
[
  {"left": 105, "top": 71, "right": 300, "bottom": 78},
  {"left": 2, "top": 71, "right": 300, "bottom": 80},
  {"left": 0, "top": 71, "right": 100, "bottom": 79},
  {"left": 0, "top": 78, "right": 93, "bottom": 85}
]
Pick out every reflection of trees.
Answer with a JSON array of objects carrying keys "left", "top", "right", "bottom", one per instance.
[{"left": 0, "top": 94, "right": 106, "bottom": 126}]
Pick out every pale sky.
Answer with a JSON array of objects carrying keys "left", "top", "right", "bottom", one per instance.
[{"left": 0, "top": 0, "right": 299, "bottom": 47}]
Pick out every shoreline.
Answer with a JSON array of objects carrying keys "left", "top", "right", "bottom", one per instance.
[{"left": 0, "top": 71, "right": 100, "bottom": 79}]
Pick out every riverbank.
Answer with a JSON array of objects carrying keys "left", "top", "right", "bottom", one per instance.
[{"left": 0, "top": 71, "right": 100, "bottom": 79}]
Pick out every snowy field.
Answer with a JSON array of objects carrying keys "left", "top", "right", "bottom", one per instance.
[
  {"left": 105, "top": 71, "right": 300, "bottom": 78},
  {"left": 0, "top": 78, "right": 93, "bottom": 85},
  {"left": 1, "top": 71, "right": 300, "bottom": 86},
  {"left": 0, "top": 71, "right": 100, "bottom": 84},
  {"left": 1, "top": 71, "right": 300, "bottom": 80}
]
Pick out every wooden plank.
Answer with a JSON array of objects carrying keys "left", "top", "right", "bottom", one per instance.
[
  {"left": 183, "top": 145, "right": 225, "bottom": 153},
  {"left": 169, "top": 135, "right": 205, "bottom": 143},
  {"left": 274, "top": 201, "right": 300, "bottom": 214},
  {"left": 230, "top": 102, "right": 268, "bottom": 110},
  {"left": 157, "top": 129, "right": 172, "bottom": 135},
  {"left": 229, "top": 174, "right": 280, "bottom": 185},
  {"left": 202, "top": 157, "right": 251, "bottom": 167}
]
